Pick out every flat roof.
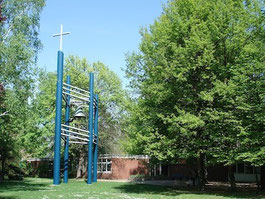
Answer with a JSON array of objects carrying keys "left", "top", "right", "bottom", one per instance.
[
  {"left": 98, "top": 154, "right": 149, "bottom": 159},
  {"left": 27, "top": 158, "right": 53, "bottom": 162}
]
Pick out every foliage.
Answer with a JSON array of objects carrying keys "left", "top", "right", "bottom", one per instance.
[
  {"left": 64, "top": 56, "right": 128, "bottom": 154},
  {"left": 129, "top": 174, "right": 146, "bottom": 181},
  {"left": 0, "top": 0, "right": 44, "bottom": 85},
  {"left": 125, "top": 0, "right": 265, "bottom": 189},
  {"left": 0, "top": 0, "right": 45, "bottom": 180}
]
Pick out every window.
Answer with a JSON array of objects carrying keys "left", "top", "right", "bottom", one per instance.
[
  {"left": 255, "top": 167, "right": 261, "bottom": 174},
  {"left": 235, "top": 163, "right": 256, "bottom": 174},
  {"left": 237, "top": 163, "right": 244, "bottom": 174},
  {"left": 98, "top": 158, "right": 112, "bottom": 173},
  {"left": 245, "top": 164, "right": 254, "bottom": 174},
  {"left": 232, "top": 165, "right": 236, "bottom": 173}
]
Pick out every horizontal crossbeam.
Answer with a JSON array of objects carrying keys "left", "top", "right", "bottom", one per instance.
[
  {"left": 62, "top": 83, "right": 98, "bottom": 106},
  {"left": 62, "top": 129, "right": 89, "bottom": 138},
  {"left": 69, "top": 141, "right": 88, "bottom": 145},
  {"left": 63, "top": 91, "right": 89, "bottom": 102},
  {"left": 63, "top": 83, "right": 90, "bottom": 94},
  {"left": 62, "top": 124, "right": 89, "bottom": 134},
  {"left": 62, "top": 92, "right": 97, "bottom": 108},
  {"left": 61, "top": 132, "right": 89, "bottom": 142},
  {"left": 63, "top": 86, "right": 90, "bottom": 98}
]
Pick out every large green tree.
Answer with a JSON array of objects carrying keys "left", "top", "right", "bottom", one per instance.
[
  {"left": 125, "top": 0, "right": 265, "bottom": 190},
  {"left": 0, "top": 0, "right": 45, "bottom": 180}
]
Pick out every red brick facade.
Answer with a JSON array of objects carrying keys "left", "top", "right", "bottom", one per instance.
[
  {"left": 97, "top": 155, "right": 149, "bottom": 180},
  {"left": 28, "top": 156, "right": 257, "bottom": 182}
]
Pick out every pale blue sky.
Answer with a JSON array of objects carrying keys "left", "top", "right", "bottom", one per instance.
[{"left": 37, "top": 0, "right": 167, "bottom": 85}]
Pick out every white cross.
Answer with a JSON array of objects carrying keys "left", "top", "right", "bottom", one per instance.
[{"left": 53, "top": 24, "right": 70, "bottom": 51}]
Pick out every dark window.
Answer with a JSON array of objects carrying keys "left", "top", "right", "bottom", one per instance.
[
  {"left": 162, "top": 165, "right": 168, "bottom": 176},
  {"left": 237, "top": 163, "right": 244, "bottom": 173},
  {"left": 232, "top": 165, "right": 236, "bottom": 173},
  {"left": 255, "top": 167, "right": 261, "bottom": 174},
  {"left": 245, "top": 165, "right": 253, "bottom": 174}
]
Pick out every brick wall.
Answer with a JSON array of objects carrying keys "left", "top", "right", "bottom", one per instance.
[{"left": 98, "top": 158, "right": 149, "bottom": 179}]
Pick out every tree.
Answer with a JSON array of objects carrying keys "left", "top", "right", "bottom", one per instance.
[
  {"left": 0, "top": 0, "right": 45, "bottom": 180},
  {"left": 125, "top": 0, "right": 265, "bottom": 191},
  {"left": 67, "top": 56, "right": 128, "bottom": 151},
  {"left": 235, "top": 57, "right": 265, "bottom": 190}
]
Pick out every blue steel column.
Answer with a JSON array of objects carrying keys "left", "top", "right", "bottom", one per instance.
[
  {"left": 63, "top": 75, "right": 71, "bottom": 183},
  {"left": 53, "top": 51, "right": 64, "bottom": 185},
  {"left": 87, "top": 72, "right": 94, "bottom": 184},
  {"left": 93, "top": 94, "right": 99, "bottom": 182}
]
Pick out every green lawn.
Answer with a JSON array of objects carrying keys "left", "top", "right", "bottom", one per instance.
[{"left": 0, "top": 178, "right": 264, "bottom": 199}]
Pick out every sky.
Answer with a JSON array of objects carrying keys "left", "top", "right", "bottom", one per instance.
[{"left": 37, "top": 0, "right": 167, "bottom": 86}]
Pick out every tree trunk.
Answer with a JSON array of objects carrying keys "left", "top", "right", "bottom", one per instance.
[
  {"left": 198, "top": 153, "right": 207, "bottom": 191},
  {"left": 254, "top": 167, "right": 260, "bottom": 190},
  {"left": 228, "top": 165, "right": 236, "bottom": 191},
  {"left": 260, "top": 165, "right": 265, "bottom": 192},
  {"left": 76, "top": 151, "right": 87, "bottom": 179},
  {"left": 0, "top": 157, "right": 6, "bottom": 182}
]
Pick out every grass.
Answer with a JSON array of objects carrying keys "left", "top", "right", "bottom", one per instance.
[{"left": 0, "top": 178, "right": 264, "bottom": 199}]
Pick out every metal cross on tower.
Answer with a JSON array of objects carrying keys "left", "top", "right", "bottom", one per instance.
[{"left": 53, "top": 24, "right": 70, "bottom": 51}]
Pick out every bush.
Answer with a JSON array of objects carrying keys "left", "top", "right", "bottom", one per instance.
[
  {"left": 20, "top": 161, "right": 34, "bottom": 176},
  {"left": 129, "top": 174, "right": 147, "bottom": 181},
  {"left": 7, "top": 164, "right": 24, "bottom": 180}
]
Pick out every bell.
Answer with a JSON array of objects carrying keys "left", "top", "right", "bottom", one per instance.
[{"left": 74, "top": 106, "right": 86, "bottom": 118}]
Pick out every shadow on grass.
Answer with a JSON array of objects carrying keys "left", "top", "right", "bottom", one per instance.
[
  {"left": 0, "top": 178, "right": 51, "bottom": 193},
  {"left": 0, "top": 196, "right": 18, "bottom": 199},
  {"left": 114, "top": 183, "right": 265, "bottom": 199}
]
